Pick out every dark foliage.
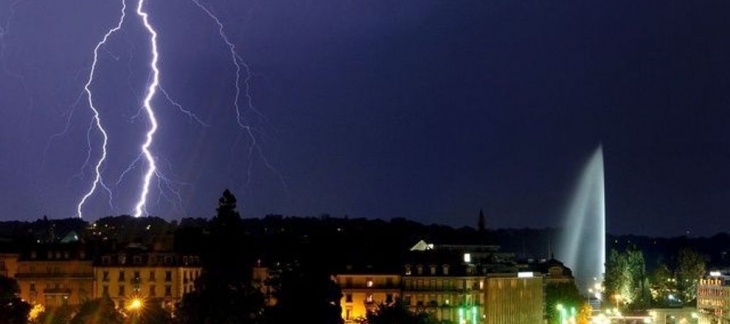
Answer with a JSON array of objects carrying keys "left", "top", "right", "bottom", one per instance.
[
  {"left": 69, "top": 295, "right": 122, "bottom": 324},
  {"left": 176, "top": 189, "right": 265, "bottom": 324},
  {"left": 366, "top": 298, "right": 436, "bottom": 324},
  {"left": 0, "top": 275, "right": 30, "bottom": 324}
]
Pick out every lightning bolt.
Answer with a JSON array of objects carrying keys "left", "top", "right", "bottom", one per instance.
[
  {"left": 76, "top": 0, "right": 127, "bottom": 218},
  {"left": 72, "top": 0, "right": 285, "bottom": 219},
  {"left": 192, "top": 0, "right": 288, "bottom": 194},
  {"left": 132, "top": 0, "right": 160, "bottom": 217}
]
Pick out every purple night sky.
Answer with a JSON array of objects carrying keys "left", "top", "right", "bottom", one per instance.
[{"left": 1, "top": 0, "right": 730, "bottom": 237}]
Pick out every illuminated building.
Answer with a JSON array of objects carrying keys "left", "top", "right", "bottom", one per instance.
[
  {"left": 336, "top": 269, "right": 401, "bottom": 323},
  {"left": 14, "top": 243, "right": 94, "bottom": 307},
  {"left": 698, "top": 270, "right": 730, "bottom": 323},
  {"left": 0, "top": 252, "right": 19, "bottom": 278},
  {"left": 484, "top": 272, "right": 544, "bottom": 324},
  {"left": 402, "top": 262, "right": 485, "bottom": 322},
  {"left": 93, "top": 246, "right": 201, "bottom": 313},
  {"left": 252, "top": 263, "right": 277, "bottom": 306}
]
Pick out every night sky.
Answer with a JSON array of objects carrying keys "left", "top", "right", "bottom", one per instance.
[{"left": 1, "top": 0, "right": 730, "bottom": 237}]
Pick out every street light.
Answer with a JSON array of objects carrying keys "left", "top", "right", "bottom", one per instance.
[{"left": 128, "top": 298, "right": 143, "bottom": 311}]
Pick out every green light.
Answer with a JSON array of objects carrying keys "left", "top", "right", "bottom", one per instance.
[
  {"left": 459, "top": 307, "right": 464, "bottom": 324},
  {"left": 472, "top": 306, "right": 477, "bottom": 324}
]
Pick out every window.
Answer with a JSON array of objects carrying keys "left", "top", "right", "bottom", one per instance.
[
  {"left": 345, "top": 277, "right": 353, "bottom": 288},
  {"left": 30, "top": 283, "right": 36, "bottom": 291},
  {"left": 366, "top": 294, "right": 373, "bottom": 303},
  {"left": 102, "top": 271, "right": 109, "bottom": 282},
  {"left": 150, "top": 270, "right": 156, "bottom": 281},
  {"left": 430, "top": 265, "right": 437, "bottom": 275},
  {"left": 118, "top": 271, "right": 125, "bottom": 282},
  {"left": 443, "top": 264, "right": 450, "bottom": 275},
  {"left": 463, "top": 253, "right": 471, "bottom": 263},
  {"left": 165, "top": 271, "right": 172, "bottom": 282},
  {"left": 404, "top": 295, "right": 412, "bottom": 305},
  {"left": 118, "top": 285, "right": 125, "bottom": 297},
  {"left": 119, "top": 256, "right": 126, "bottom": 264},
  {"left": 164, "top": 256, "right": 172, "bottom": 265},
  {"left": 416, "top": 265, "right": 423, "bottom": 275},
  {"left": 149, "top": 285, "right": 156, "bottom": 297},
  {"left": 366, "top": 278, "right": 373, "bottom": 288},
  {"left": 346, "top": 308, "right": 351, "bottom": 320},
  {"left": 102, "top": 256, "right": 111, "bottom": 265},
  {"left": 102, "top": 285, "right": 109, "bottom": 296},
  {"left": 405, "top": 265, "right": 412, "bottom": 276},
  {"left": 133, "top": 256, "right": 142, "bottom": 265},
  {"left": 165, "top": 285, "right": 172, "bottom": 296},
  {"left": 134, "top": 271, "right": 141, "bottom": 282},
  {"left": 345, "top": 294, "right": 353, "bottom": 303}
]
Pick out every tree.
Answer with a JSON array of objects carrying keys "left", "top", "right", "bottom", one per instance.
[
  {"left": 265, "top": 230, "right": 344, "bottom": 324},
  {"left": 603, "top": 246, "right": 647, "bottom": 309},
  {"left": 649, "top": 263, "right": 676, "bottom": 306},
  {"left": 176, "top": 189, "right": 265, "bottom": 323},
  {"left": 124, "top": 298, "right": 172, "bottom": 324},
  {"left": 545, "top": 282, "right": 582, "bottom": 324},
  {"left": 0, "top": 275, "right": 30, "bottom": 324},
  {"left": 367, "top": 298, "right": 435, "bottom": 324},
  {"left": 675, "top": 247, "right": 705, "bottom": 305},
  {"left": 69, "top": 295, "right": 122, "bottom": 324},
  {"left": 265, "top": 261, "right": 343, "bottom": 323}
]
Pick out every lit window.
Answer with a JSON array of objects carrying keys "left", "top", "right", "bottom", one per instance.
[
  {"left": 366, "top": 294, "right": 373, "bottom": 303},
  {"left": 463, "top": 253, "right": 471, "bottom": 263},
  {"left": 366, "top": 279, "right": 373, "bottom": 287},
  {"left": 345, "top": 294, "right": 353, "bottom": 303}
]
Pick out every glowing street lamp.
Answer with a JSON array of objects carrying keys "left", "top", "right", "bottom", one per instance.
[{"left": 128, "top": 298, "right": 143, "bottom": 310}]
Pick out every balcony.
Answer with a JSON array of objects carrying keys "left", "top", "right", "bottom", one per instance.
[
  {"left": 15, "top": 272, "right": 93, "bottom": 279},
  {"left": 43, "top": 288, "right": 72, "bottom": 295}
]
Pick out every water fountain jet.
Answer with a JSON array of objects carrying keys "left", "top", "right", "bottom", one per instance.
[{"left": 556, "top": 145, "right": 605, "bottom": 296}]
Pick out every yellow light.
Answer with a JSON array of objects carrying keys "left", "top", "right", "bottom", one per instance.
[
  {"left": 128, "top": 298, "right": 144, "bottom": 311},
  {"left": 28, "top": 304, "right": 45, "bottom": 321}
]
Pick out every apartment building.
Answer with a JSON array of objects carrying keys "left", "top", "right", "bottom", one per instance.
[
  {"left": 337, "top": 269, "right": 401, "bottom": 323},
  {"left": 14, "top": 243, "right": 94, "bottom": 307},
  {"left": 94, "top": 247, "right": 201, "bottom": 312}
]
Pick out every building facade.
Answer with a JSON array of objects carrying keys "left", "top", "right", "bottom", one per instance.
[
  {"left": 337, "top": 272, "right": 401, "bottom": 323},
  {"left": 14, "top": 244, "right": 94, "bottom": 307},
  {"left": 697, "top": 271, "right": 730, "bottom": 324},
  {"left": 93, "top": 250, "right": 201, "bottom": 312},
  {"left": 484, "top": 273, "right": 544, "bottom": 324}
]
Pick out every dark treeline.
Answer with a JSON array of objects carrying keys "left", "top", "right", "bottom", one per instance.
[{"left": 2, "top": 213, "right": 730, "bottom": 273}]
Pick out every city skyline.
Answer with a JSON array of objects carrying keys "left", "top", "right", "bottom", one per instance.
[{"left": 1, "top": 1, "right": 730, "bottom": 237}]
